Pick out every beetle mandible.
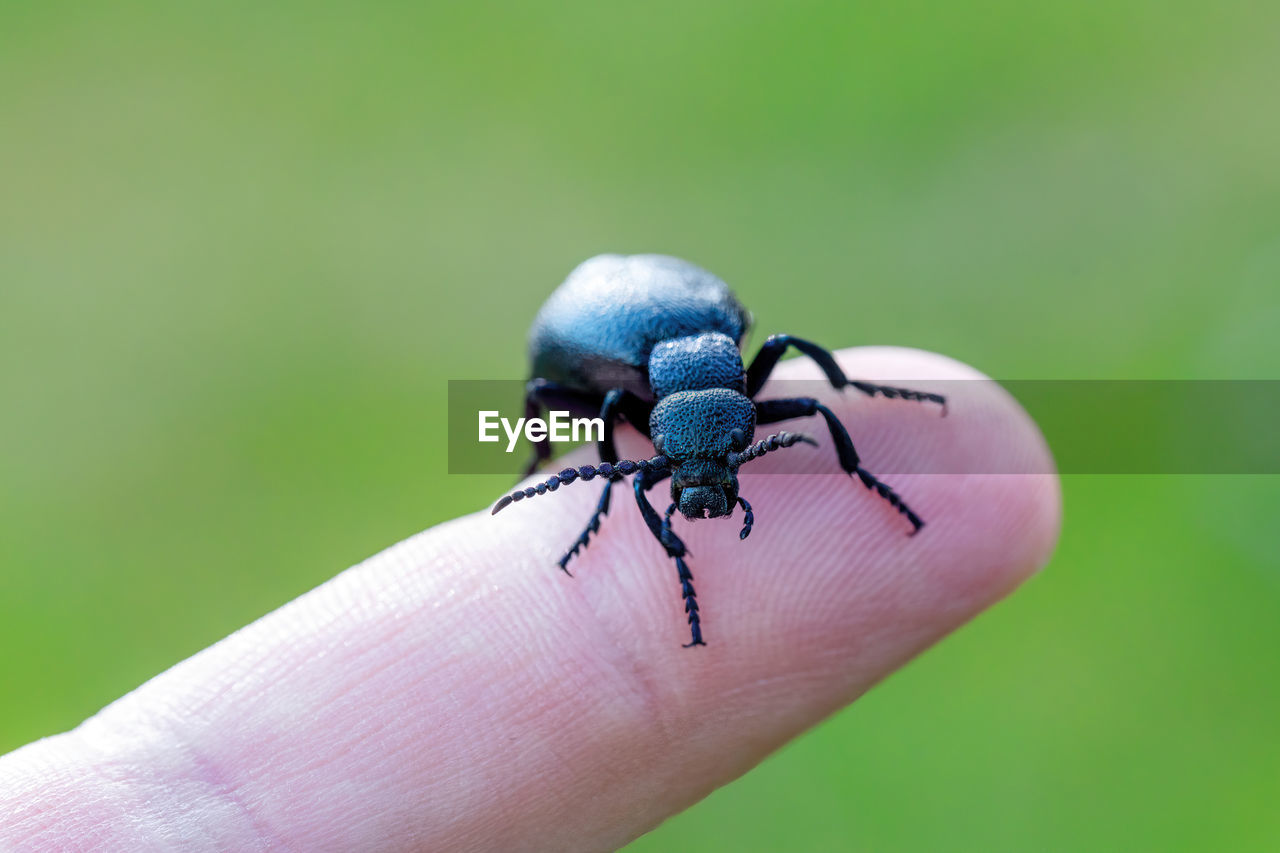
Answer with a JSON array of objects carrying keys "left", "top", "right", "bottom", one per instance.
[{"left": 491, "top": 254, "right": 945, "bottom": 647}]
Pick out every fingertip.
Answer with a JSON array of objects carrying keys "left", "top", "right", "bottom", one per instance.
[{"left": 6, "top": 346, "right": 1059, "bottom": 853}]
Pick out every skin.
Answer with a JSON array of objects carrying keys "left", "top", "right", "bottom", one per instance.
[{"left": 0, "top": 346, "right": 1061, "bottom": 852}]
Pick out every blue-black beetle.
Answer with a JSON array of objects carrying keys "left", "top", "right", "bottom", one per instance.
[{"left": 492, "top": 254, "right": 945, "bottom": 647}]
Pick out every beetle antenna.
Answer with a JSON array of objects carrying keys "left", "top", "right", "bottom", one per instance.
[
  {"left": 491, "top": 456, "right": 671, "bottom": 515},
  {"left": 727, "top": 431, "right": 817, "bottom": 468}
]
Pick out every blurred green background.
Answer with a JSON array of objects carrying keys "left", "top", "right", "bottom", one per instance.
[{"left": 2, "top": 2, "right": 1277, "bottom": 849}]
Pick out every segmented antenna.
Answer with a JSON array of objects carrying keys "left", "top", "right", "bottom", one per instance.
[
  {"left": 491, "top": 456, "right": 671, "bottom": 515},
  {"left": 727, "top": 431, "right": 816, "bottom": 467}
]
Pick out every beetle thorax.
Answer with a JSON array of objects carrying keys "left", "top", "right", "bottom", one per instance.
[{"left": 647, "top": 332, "right": 746, "bottom": 398}]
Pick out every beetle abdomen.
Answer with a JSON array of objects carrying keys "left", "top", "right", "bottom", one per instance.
[{"left": 529, "top": 254, "right": 751, "bottom": 396}]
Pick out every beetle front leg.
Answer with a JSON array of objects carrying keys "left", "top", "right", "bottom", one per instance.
[
  {"left": 635, "top": 469, "right": 704, "bottom": 647},
  {"left": 745, "top": 334, "right": 946, "bottom": 412},
  {"left": 756, "top": 396, "right": 925, "bottom": 534},
  {"left": 522, "top": 379, "right": 606, "bottom": 476},
  {"left": 597, "top": 388, "right": 654, "bottom": 461},
  {"left": 558, "top": 388, "right": 655, "bottom": 573},
  {"left": 556, "top": 480, "right": 612, "bottom": 575}
]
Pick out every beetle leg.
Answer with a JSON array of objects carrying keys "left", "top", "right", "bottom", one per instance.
[
  {"left": 661, "top": 500, "right": 677, "bottom": 536},
  {"left": 673, "top": 557, "right": 703, "bottom": 648},
  {"left": 735, "top": 496, "right": 754, "bottom": 540},
  {"left": 557, "top": 388, "right": 656, "bottom": 573},
  {"left": 745, "top": 334, "right": 946, "bottom": 412},
  {"left": 632, "top": 467, "right": 682, "bottom": 555},
  {"left": 597, "top": 388, "right": 654, "bottom": 461},
  {"left": 556, "top": 479, "right": 612, "bottom": 576},
  {"left": 755, "top": 397, "right": 925, "bottom": 534},
  {"left": 635, "top": 469, "right": 704, "bottom": 647},
  {"left": 521, "top": 379, "right": 606, "bottom": 476},
  {"left": 523, "top": 380, "right": 654, "bottom": 473}
]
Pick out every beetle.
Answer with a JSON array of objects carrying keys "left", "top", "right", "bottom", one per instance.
[{"left": 491, "top": 254, "right": 945, "bottom": 647}]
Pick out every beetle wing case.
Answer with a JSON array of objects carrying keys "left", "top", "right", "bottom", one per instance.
[{"left": 528, "top": 254, "right": 750, "bottom": 398}]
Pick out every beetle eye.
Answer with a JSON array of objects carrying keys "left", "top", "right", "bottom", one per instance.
[
  {"left": 653, "top": 434, "right": 665, "bottom": 454},
  {"left": 729, "top": 428, "right": 746, "bottom": 450}
]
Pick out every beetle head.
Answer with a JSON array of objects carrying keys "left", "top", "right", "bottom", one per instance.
[{"left": 649, "top": 388, "right": 755, "bottom": 520}]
